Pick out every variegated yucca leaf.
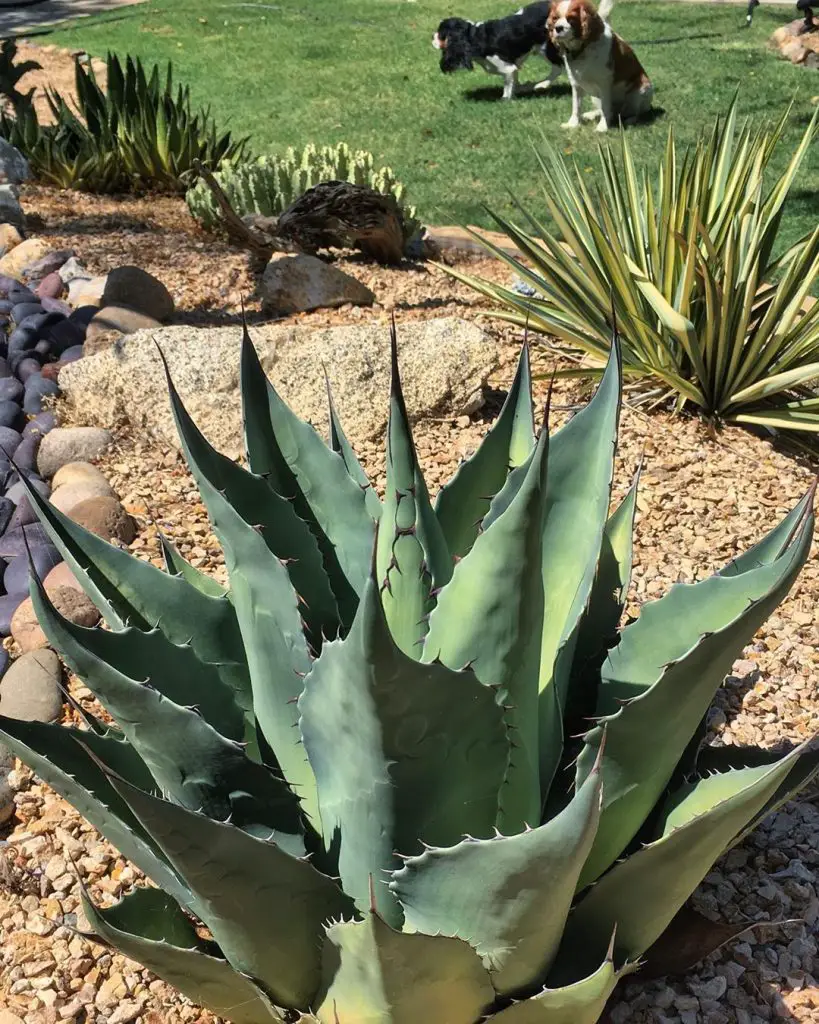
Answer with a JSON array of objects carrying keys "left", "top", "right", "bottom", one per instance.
[
  {"left": 0, "top": 322, "right": 815, "bottom": 1023},
  {"left": 444, "top": 98, "right": 819, "bottom": 438}
]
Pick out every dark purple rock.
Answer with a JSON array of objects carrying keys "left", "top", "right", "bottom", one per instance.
[
  {"left": 59, "top": 345, "right": 84, "bottom": 364},
  {"left": 0, "top": 647, "right": 8, "bottom": 676},
  {"left": 4, "top": 546, "right": 62, "bottom": 596},
  {"left": 22, "top": 412, "right": 56, "bottom": 440},
  {"left": 15, "top": 358, "right": 41, "bottom": 382},
  {"left": 0, "top": 593, "right": 24, "bottom": 636},
  {"left": 18, "top": 310, "right": 64, "bottom": 335},
  {"left": 8, "top": 325, "right": 39, "bottom": 355},
  {"left": 0, "top": 358, "right": 10, "bottom": 380},
  {"left": 4, "top": 468, "right": 45, "bottom": 491},
  {"left": 8, "top": 436, "right": 40, "bottom": 473},
  {"left": 0, "top": 523, "right": 54, "bottom": 558},
  {"left": 0, "top": 275, "right": 20, "bottom": 296},
  {"left": 40, "top": 296, "right": 72, "bottom": 317},
  {"left": 22, "top": 250, "right": 73, "bottom": 282},
  {"left": 0, "top": 300, "right": 13, "bottom": 315},
  {"left": 46, "top": 318, "right": 85, "bottom": 354},
  {"left": 35, "top": 272, "right": 65, "bottom": 301},
  {"left": 0, "top": 401, "right": 22, "bottom": 430},
  {"left": 0, "top": 378, "right": 23, "bottom": 405},
  {"left": 0, "top": 426, "right": 21, "bottom": 458},
  {"left": 7, "top": 480, "right": 49, "bottom": 529},
  {"left": 0, "top": 497, "right": 13, "bottom": 534},
  {"left": 69, "top": 306, "right": 99, "bottom": 330},
  {"left": 23, "top": 375, "right": 58, "bottom": 415},
  {"left": 7, "top": 284, "right": 36, "bottom": 305},
  {"left": 11, "top": 302, "right": 44, "bottom": 325}
]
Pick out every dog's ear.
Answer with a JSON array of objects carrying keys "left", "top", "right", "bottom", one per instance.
[{"left": 578, "top": 1, "right": 594, "bottom": 37}]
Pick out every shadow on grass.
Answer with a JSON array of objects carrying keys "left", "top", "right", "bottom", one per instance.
[{"left": 463, "top": 81, "right": 571, "bottom": 103}]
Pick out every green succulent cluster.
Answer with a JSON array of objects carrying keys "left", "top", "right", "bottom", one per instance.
[
  {"left": 1, "top": 324, "right": 816, "bottom": 1023},
  {"left": 0, "top": 53, "right": 247, "bottom": 193},
  {"left": 185, "top": 141, "right": 420, "bottom": 244}
]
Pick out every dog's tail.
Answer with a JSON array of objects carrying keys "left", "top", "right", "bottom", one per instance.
[{"left": 598, "top": 0, "right": 615, "bottom": 21}]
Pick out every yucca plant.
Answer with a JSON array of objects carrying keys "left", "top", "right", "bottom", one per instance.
[
  {"left": 0, "top": 52, "right": 247, "bottom": 193},
  {"left": 447, "top": 100, "right": 819, "bottom": 436},
  {"left": 1, "top": 323, "right": 816, "bottom": 1023},
  {"left": 186, "top": 141, "right": 420, "bottom": 246}
]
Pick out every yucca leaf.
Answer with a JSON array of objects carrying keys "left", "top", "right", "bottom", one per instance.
[{"left": 314, "top": 912, "right": 495, "bottom": 1024}]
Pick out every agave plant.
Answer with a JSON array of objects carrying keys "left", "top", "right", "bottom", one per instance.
[
  {"left": 446, "top": 99, "right": 819, "bottom": 436},
  {"left": 0, "top": 323, "right": 816, "bottom": 1023},
  {"left": 186, "top": 141, "right": 420, "bottom": 246},
  {"left": 0, "top": 53, "right": 247, "bottom": 193}
]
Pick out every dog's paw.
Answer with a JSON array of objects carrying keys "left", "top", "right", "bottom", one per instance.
[
  {"left": 561, "top": 118, "right": 580, "bottom": 129},
  {"left": 533, "top": 80, "right": 553, "bottom": 91},
  {"left": 582, "top": 110, "right": 601, "bottom": 121},
  {"left": 595, "top": 119, "right": 610, "bottom": 133}
]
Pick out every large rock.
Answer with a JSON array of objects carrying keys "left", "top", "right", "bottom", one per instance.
[
  {"left": 52, "top": 460, "right": 112, "bottom": 492},
  {"left": 84, "top": 305, "right": 162, "bottom": 356},
  {"left": 0, "top": 140, "right": 30, "bottom": 185},
  {"left": 68, "top": 275, "right": 106, "bottom": 308},
  {"left": 0, "top": 649, "right": 62, "bottom": 722},
  {"left": 0, "top": 224, "right": 23, "bottom": 253},
  {"left": 260, "top": 254, "right": 375, "bottom": 314},
  {"left": 69, "top": 495, "right": 136, "bottom": 543},
  {"left": 11, "top": 586, "right": 100, "bottom": 653},
  {"left": 102, "top": 266, "right": 174, "bottom": 321},
  {"left": 51, "top": 478, "right": 115, "bottom": 515},
  {"left": 37, "top": 427, "right": 112, "bottom": 478},
  {"left": 0, "top": 238, "right": 49, "bottom": 280},
  {"left": 58, "top": 318, "right": 498, "bottom": 458},
  {"left": 0, "top": 186, "right": 25, "bottom": 234}
]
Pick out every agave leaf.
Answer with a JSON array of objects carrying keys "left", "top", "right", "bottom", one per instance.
[
  {"left": 423, "top": 423, "right": 549, "bottom": 834},
  {"left": 720, "top": 486, "right": 814, "bottom": 576},
  {"left": 166, "top": 353, "right": 340, "bottom": 648},
  {"left": 0, "top": 717, "right": 192, "bottom": 908},
  {"left": 158, "top": 533, "right": 227, "bottom": 597},
  {"left": 79, "top": 885, "right": 282, "bottom": 1024},
  {"left": 377, "top": 324, "right": 452, "bottom": 655},
  {"left": 537, "top": 340, "right": 621, "bottom": 795},
  {"left": 32, "top": 578, "right": 305, "bottom": 852},
  {"left": 559, "top": 747, "right": 805, "bottom": 973},
  {"left": 575, "top": 494, "right": 813, "bottom": 885},
  {"left": 487, "top": 940, "right": 635, "bottom": 1023},
  {"left": 390, "top": 752, "right": 602, "bottom": 996},
  {"left": 299, "top": 568, "right": 510, "bottom": 926},
  {"left": 327, "top": 377, "right": 382, "bottom": 523},
  {"left": 240, "top": 325, "right": 373, "bottom": 627},
  {"left": 314, "top": 912, "right": 495, "bottom": 1024},
  {"left": 110, "top": 776, "right": 355, "bottom": 1010},
  {"left": 566, "top": 471, "right": 639, "bottom": 729},
  {"left": 161, "top": 357, "right": 320, "bottom": 825},
  {"left": 434, "top": 343, "right": 536, "bottom": 558}
]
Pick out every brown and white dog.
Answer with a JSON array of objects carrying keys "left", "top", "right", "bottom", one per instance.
[{"left": 547, "top": 0, "right": 653, "bottom": 132}]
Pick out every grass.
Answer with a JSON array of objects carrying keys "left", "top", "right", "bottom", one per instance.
[{"left": 46, "top": 0, "right": 819, "bottom": 250}]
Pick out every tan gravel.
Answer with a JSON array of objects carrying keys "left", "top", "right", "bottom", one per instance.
[{"left": 1, "top": 177, "right": 819, "bottom": 1024}]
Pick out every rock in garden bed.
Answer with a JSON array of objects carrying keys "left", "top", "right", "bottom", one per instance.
[{"left": 58, "top": 317, "right": 499, "bottom": 458}]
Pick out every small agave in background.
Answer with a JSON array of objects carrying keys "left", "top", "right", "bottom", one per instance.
[{"left": 0, "top": 321, "right": 816, "bottom": 1023}]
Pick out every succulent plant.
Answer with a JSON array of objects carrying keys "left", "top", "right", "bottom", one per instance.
[
  {"left": 185, "top": 142, "right": 420, "bottom": 247},
  {"left": 0, "top": 322, "right": 816, "bottom": 1023},
  {"left": 0, "top": 53, "right": 247, "bottom": 193}
]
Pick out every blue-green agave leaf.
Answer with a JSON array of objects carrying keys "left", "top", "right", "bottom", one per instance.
[
  {"left": 0, "top": 717, "right": 192, "bottom": 908},
  {"left": 299, "top": 566, "right": 510, "bottom": 927},
  {"left": 31, "top": 576, "right": 305, "bottom": 853},
  {"left": 423, "top": 423, "right": 548, "bottom": 834},
  {"left": 166, "top": 361, "right": 340, "bottom": 649},
  {"left": 390, "top": 750, "right": 602, "bottom": 996},
  {"left": 240, "top": 324, "right": 373, "bottom": 627},
  {"left": 434, "top": 343, "right": 535, "bottom": 558},
  {"left": 376, "top": 322, "right": 452, "bottom": 656},
  {"left": 79, "top": 885, "right": 283, "bottom": 1024},
  {"left": 575, "top": 492, "right": 813, "bottom": 885},
  {"left": 560, "top": 746, "right": 806, "bottom": 974},
  {"left": 158, "top": 532, "right": 227, "bottom": 598},
  {"left": 110, "top": 775, "right": 356, "bottom": 1010},
  {"left": 327, "top": 375, "right": 382, "bottom": 523},
  {"left": 315, "top": 912, "right": 495, "bottom": 1024}
]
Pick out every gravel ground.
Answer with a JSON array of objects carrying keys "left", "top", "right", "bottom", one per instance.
[{"left": 1, "top": 144, "right": 819, "bottom": 1023}]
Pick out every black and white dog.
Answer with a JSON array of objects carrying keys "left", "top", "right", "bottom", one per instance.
[{"left": 433, "top": 2, "right": 562, "bottom": 100}]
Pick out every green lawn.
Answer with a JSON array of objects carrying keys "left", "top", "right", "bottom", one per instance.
[{"left": 48, "top": 0, "right": 818, "bottom": 248}]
